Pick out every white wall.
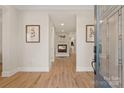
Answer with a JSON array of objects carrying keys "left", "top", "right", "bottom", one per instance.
[
  {"left": 0, "top": 14, "right": 2, "bottom": 63},
  {"left": 76, "top": 9, "right": 94, "bottom": 72},
  {"left": 2, "top": 6, "right": 19, "bottom": 76},
  {"left": 1, "top": 6, "right": 94, "bottom": 77},
  {"left": 18, "top": 10, "right": 50, "bottom": 72}
]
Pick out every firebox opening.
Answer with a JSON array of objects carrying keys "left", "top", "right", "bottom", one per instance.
[{"left": 58, "top": 44, "right": 67, "bottom": 53}]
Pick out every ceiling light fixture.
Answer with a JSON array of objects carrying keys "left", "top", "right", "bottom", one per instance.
[{"left": 61, "top": 23, "right": 64, "bottom": 26}]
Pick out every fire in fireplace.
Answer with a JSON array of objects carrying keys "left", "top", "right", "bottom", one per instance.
[{"left": 58, "top": 44, "right": 67, "bottom": 53}]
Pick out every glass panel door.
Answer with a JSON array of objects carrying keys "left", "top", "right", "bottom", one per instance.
[
  {"left": 95, "top": 5, "right": 123, "bottom": 88},
  {"left": 99, "top": 19, "right": 109, "bottom": 81},
  {"left": 107, "top": 11, "right": 121, "bottom": 87}
]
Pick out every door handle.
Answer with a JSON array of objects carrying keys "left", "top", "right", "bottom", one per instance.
[{"left": 91, "top": 60, "right": 96, "bottom": 75}]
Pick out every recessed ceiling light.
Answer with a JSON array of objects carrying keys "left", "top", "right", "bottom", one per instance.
[{"left": 61, "top": 23, "right": 64, "bottom": 26}]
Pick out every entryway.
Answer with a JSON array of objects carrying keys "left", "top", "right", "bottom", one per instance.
[
  {"left": 49, "top": 12, "right": 77, "bottom": 72},
  {"left": 0, "top": 6, "right": 95, "bottom": 88}
]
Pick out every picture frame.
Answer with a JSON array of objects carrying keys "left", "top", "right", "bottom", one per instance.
[
  {"left": 26, "top": 25, "right": 40, "bottom": 43},
  {"left": 86, "top": 25, "right": 95, "bottom": 43}
]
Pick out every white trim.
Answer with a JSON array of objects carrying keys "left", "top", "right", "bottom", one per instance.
[
  {"left": 2, "top": 67, "right": 49, "bottom": 77},
  {"left": 56, "top": 53, "right": 70, "bottom": 57},
  {"left": 2, "top": 68, "right": 18, "bottom": 77},
  {"left": 76, "top": 66, "right": 93, "bottom": 72},
  {"left": 18, "top": 67, "right": 49, "bottom": 72}
]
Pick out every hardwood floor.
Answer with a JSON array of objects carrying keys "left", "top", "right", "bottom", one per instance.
[
  {"left": 0, "top": 63, "right": 2, "bottom": 77},
  {"left": 0, "top": 53, "right": 94, "bottom": 88}
]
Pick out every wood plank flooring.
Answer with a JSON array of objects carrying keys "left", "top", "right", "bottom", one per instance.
[
  {"left": 0, "top": 53, "right": 94, "bottom": 88},
  {"left": 0, "top": 63, "right": 2, "bottom": 77}
]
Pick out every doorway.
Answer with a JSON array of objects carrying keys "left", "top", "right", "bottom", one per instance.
[{"left": 49, "top": 12, "right": 76, "bottom": 71}]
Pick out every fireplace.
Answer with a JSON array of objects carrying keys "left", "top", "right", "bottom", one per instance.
[{"left": 58, "top": 44, "right": 67, "bottom": 53}]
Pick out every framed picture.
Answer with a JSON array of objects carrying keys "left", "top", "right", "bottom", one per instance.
[
  {"left": 26, "top": 25, "right": 40, "bottom": 43},
  {"left": 86, "top": 25, "right": 95, "bottom": 43}
]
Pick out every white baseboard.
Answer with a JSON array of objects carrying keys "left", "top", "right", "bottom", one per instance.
[
  {"left": 2, "top": 68, "right": 18, "bottom": 77},
  {"left": 2, "top": 67, "right": 49, "bottom": 77},
  {"left": 18, "top": 67, "right": 49, "bottom": 72},
  {"left": 2, "top": 66, "right": 93, "bottom": 77},
  {"left": 76, "top": 66, "right": 93, "bottom": 72},
  {"left": 56, "top": 53, "right": 69, "bottom": 57}
]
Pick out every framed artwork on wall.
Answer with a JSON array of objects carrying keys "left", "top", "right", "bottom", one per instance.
[
  {"left": 86, "top": 25, "right": 95, "bottom": 43},
  {"left": 26, "top": 25, "right": 40, "bottom": 43}
]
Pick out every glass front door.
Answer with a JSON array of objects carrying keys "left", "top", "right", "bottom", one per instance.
[{"left": 95, "top": 6, "right": 123, "bottom": 88}]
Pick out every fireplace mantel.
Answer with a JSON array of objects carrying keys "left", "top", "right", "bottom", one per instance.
[{"left": 56, "top": 43, "right": 69, "bottom": 57}]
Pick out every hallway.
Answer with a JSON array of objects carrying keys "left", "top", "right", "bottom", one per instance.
[{"left": 0, "top": 53, "right": 94, "bottom": 88}]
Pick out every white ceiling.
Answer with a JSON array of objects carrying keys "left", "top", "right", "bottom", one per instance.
[
  {"left": 50, "top": 13, "right": 76, "bottom": 32},
  {"left": 14, "top": 5, "right": 94, "bottom": 10},
  {"left": 14, "top": 5, "right": 94, "bottom": 32}
]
